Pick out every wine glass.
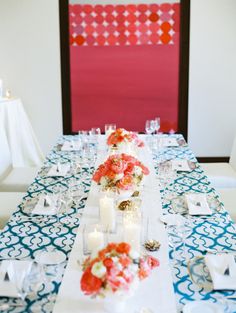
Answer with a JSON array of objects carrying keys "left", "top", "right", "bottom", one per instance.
[
  {"left": 177, "top": 217, "right": 193, "bottom": 264},
  {"left": 105, "top": 124, "right": 116, "bottom": 135},
  {"left": 166, "top": 224, "right": 182, "bottom": 264},
  {"left": 154, "top": 117, "right": 160, "bottom": 134},
  {"left": 145, "top": 120, "right": 155, "bottom": 135}
]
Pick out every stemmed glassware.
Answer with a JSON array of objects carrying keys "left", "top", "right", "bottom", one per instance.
[
  {"left": 157, "top": 161, "right": 176, "bottom": 189},
  {"left": 177, "top": 217, "right": 193, "bottom": 263},
  {"left": 153, "top": 117, "right": 160, "bottom": 134},
  {"left": 145, "top": 120, "right": 155, "bottom": 136}
]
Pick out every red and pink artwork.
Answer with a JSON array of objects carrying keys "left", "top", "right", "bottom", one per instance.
[{"left": 69, "top": 2, "right": 180, "bottom": 132}]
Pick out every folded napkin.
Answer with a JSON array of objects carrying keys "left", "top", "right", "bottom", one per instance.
[
  {"left": 185, "top": 193, "right": 212, "bottom": 215},
  {"left": 171, "top": 159, "right": 191, "bottom": 172},
  {"left": 0, "top": 260, "right": 32, "bottom": 297},
  {"left": 61, "top": 140, "right": 81, "bottom": 151},
  {"left": 205, "top": 253, "right": 236, "bottom": 290},
  {"left": 31, "top": 195, "right": 58, "bottom": 215},
  {"left": 47, "top": 163, "right": 70, "bottom": 177},
  {"left": 159, "top": 138, "right": 179, "bottom": 147}
]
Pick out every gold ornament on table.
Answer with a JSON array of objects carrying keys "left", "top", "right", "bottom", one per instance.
[{"left": 144, "top": 239, "right": 161, "bottom": 252}]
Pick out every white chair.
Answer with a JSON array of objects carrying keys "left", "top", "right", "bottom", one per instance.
[
  {"left": 217, "top": 188, "right": 236, "bottom": 223},
  {"left": 0, "top": 118, "right": 39, "bottom": 192},
  {"left": 201, "top": 136, "right": 236, "bottom": 188},
  {"left": 0, "top": 192, "right": 25, "bottom": 229}
]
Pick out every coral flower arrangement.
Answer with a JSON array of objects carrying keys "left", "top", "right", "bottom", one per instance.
[
  {"left": 92, "top": 154, "right": 149, "bottom": 191},
  {"left": 107, "top": 128, "right": 144, "bottom": 148},
  {"left": 80, "top": 242, "right": 159, "bottom": 297}
]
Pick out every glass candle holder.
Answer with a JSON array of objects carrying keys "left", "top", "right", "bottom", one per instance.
[
  {"left": 83, "top": 224, "right": 106, "bottom": 255},
  {"left": 123, "top": 211, "right": 142, "bottom": 252}
]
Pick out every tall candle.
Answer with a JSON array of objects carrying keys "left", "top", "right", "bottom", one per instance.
[
  {"left": 0, "top": 79, "right": 3, "bottom": 98},
  {"left": 124, "top": 222, "right": 141, "bottom": 252},
  {"left": 87, "top": 229, "right": 104, "bottom": 253},
  {"left": 99, "top": 195, "right": 116, "bottom": 232}
]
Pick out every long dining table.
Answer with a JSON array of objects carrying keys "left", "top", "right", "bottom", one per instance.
[{"left": 0, "top": 134, "right": 236, "bottom": 313}]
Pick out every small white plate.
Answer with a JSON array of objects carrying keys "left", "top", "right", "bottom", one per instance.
[
  {"left": 35, "top": 251, "right": 66, "bottom": 265},
  {"left": 183, "top": 301, "right": 223, "bottom": 313},
  {"left": 159, "top": 214, "right": 185, "bottom": 225}
]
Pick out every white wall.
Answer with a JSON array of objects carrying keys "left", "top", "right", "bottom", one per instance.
[
  {"left": 188, "top": 0, "right": 236, "bottom": 157},
  {"left": 1, "top": 0, "right": 235, "bottom": 157},
  {"left": 0, "top": 0, "right": 62, "bottom": 155}
]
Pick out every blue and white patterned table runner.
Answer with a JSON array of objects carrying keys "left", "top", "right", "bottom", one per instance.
[{"left": 0, "top": 134, "right": 235, "bottom": 313}]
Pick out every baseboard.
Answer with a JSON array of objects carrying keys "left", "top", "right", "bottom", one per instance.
[{"left": 197, "top": 157, "right": 230, "bottom": 163}]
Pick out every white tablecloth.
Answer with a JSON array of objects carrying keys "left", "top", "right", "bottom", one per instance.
[
  {"left": 53, "top": 137, "right": 177, "bottom": 313},
  {"left": 0, "top": 98, "right": 44, "bottom": 167}
]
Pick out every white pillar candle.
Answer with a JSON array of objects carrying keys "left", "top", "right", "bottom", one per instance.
[
  {"left": 124, "top": 221, "right": 141, "bottom": 252},
  {"left": 0, "top": 79, "right": 3, "bottom": 98},
  {"left": 87, "top": 229, "right": 104, "bottom": 253},
  {"left": 99, "top": 195, "right": 116, "bottom": 232}
]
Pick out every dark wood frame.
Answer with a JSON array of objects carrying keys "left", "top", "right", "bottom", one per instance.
[
  {"left": 59, "top": 0, "right": 72, "bottom": 134},
  {"left": 59, "top": 0, "right": 190, "bottom": 137}
]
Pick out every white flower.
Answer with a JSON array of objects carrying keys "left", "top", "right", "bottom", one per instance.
[
  {"left": 129, "top": 249, "right": 140, "bottom": 260},
  {"left": 115, "top": 173, "right": 124, "bottom": 181},
  {"left": 91, "top": 261, "right": 106, "bottom": 278},
  {"left": 133, "top": 165, "right": 142, "bottom": 176},
  {"left": 100, "top": 176, "right": 107, "bottom": 186},
  {"left": 112, "top": 256, "right": 119, "bottom": 263}
]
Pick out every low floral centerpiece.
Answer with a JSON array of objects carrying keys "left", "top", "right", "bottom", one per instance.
[
  {"left": 92, "top": 153, "right": 149, "bottom": 192},
  {"left": 80, "top": 242, "right": 159, "bottom": 312},
  {"left": 107, "top": 128, "right": 144, "bottom": 153}
]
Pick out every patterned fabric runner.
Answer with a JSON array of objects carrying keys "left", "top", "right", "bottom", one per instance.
[
  {"left": 0, "top": 134, "right": 236, "bottom": 312},
  {"left": 152, "top": 135, "right": 236, "bottom": 311},
  {"left": 0, "top": 136, "right": 94, "bottom": 312}
]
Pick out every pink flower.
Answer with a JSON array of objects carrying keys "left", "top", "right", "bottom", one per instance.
[
  {"left": 110, "top": 158, "right": 127, "bottom": 174},
  {"left": 117, "top": 174, "right": 133, "bottom": 190}
]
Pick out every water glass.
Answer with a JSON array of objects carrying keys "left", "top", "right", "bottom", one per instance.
[
  {"left": 83, "top": 224, "right": 106, "bottom": 255},
  {"left": 105, "top": 124, "right": 116, "bottom": 135},
  {"left": 154, "top": 117, "right": 160, "bottom": 134},
  {"left": 145, "top": 120, "right": 155, "bottom": 136}
]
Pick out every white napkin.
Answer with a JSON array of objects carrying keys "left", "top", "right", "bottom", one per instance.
[
  {"left": 159, "top": 138, "right": 179, "bottom": 147},
  {"left": 0, "top": 260, "right": 32, "bottom": 297},
  {"left": 61, "top": 141, "right": 81, "bottom": 151},
  {"left": 171, "top": 160, "right": 191, "bottom": 172},
  {"left": 47, "top": 163, "right": 70, "bottom": 177},
  {"left": 31, "top": 195, "right": 58, "bottom": 215},
  {"left": 205, "top": 253, "right": 236, "bottom": 290},
  {"left": 185, "top": 193, "right": 212, "bottom": 215}
]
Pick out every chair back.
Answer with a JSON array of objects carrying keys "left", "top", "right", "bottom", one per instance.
[
  {"left": 229, "top": 135, "right": 236, "bottom": 171},
  {"left": 0, "top": 114, "right": 12, "bottom": 180}
]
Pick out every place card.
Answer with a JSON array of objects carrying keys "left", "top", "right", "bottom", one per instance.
[
  {"left": 31, "top": 195, "right": 58, "bottom": 215},
  {"left": 159, "top": 137, "right": 179, "bottom": 147},
  {"left": 205, "top": 253, "right": 236, "bottom": 290},
  {"left": 61, "top": 141, "right": 82, "bottom": 151},
  {"left": 186, "top": 193, "right": 212, "bottom": 215},
  {"left": 47, "top": 163, "right": 70, "bottom": 177},
  {"left": 171, "top": 159, "right": 191, "bottom": 172},
  {"left": 0, "top": 260, "right": 32, "bottom": 298}
]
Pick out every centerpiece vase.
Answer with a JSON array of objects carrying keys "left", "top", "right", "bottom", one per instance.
[{"left": 103, "top": 293, "right": 131, "bottom": 313}]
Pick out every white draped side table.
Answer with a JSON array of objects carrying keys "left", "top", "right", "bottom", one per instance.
[{"left": 0, "top": 98, "right": 44, "bottom": 167}]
